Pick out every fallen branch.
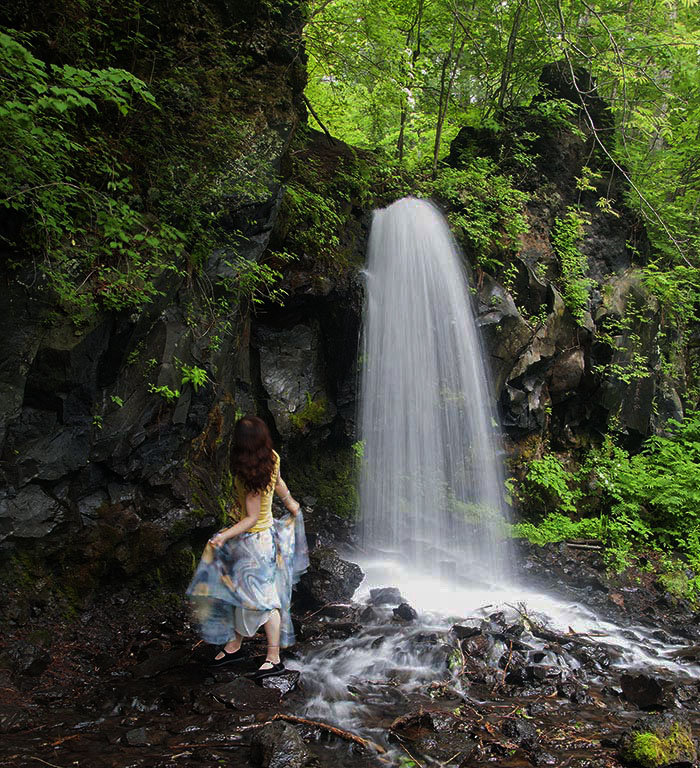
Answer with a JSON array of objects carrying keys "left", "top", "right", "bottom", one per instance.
[
  {"left": 565, "top": 542, "right": 602, "bottom": 550},
  {"left": 271, "top": 713, "right": 386, "bottom": 754}
]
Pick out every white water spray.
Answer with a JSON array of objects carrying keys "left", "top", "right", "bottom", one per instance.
[{"left": 359, "top": 197, "right": 509, "bottom": 581}]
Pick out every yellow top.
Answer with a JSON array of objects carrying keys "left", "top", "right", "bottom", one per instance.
[{"left": 232, "top": 450, "right": 280, "bottom": 533}]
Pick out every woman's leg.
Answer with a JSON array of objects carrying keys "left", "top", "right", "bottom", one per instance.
[
  {"left": 260, "top": 609, "right": 281, "bottom": 666},
  {"left": 214, "top": 631, "right": 242, "bottom": 660}
]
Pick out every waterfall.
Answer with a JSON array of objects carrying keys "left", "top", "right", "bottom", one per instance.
[{"left": 359, "top": 197, "right": 510, "bottom": 584}]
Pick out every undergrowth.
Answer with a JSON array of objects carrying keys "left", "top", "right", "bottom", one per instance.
[{"left": 510, "top": 412, "right": 700, "bottom": 604}]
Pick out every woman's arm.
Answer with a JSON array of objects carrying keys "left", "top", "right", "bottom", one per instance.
[
  {"left": 275, "top": 473, "right": 301, "bottom": 516},
  {"left": 209, "top": 492, "right": 262, "bottom": 548}
]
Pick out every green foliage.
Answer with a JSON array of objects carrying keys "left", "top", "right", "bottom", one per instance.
[
  {"left": 427, "top": 159, "right": 529, "bottom": 271},
  {"left": 512, "top": 414, "right": 700, "bottom": 599},
  {"left": 517, "top": 454, "right": 580, "bottom": 515},
  {"left": 351, "top": 440, "right": 365, "bottom": 460},
  {"left": 280, "top": 137, "right": 384, "bottom": 267},
  {"left": 148, "top": 383, "right": 180, "bottom": 403},
  {"left": 551, "top": 208, "right": 594, "bottom": 323},
  {"left": 304, "top": 0, "right": 700, "bottom": 266},
  {"left": 180, "top": 363, "right": 209, "bottom": 393},
  {"left": 0, "top": 30, "right": 184, "bottom": 315}
]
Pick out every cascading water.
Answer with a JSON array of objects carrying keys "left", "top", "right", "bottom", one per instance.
[{"left": 359, "top": 197, "right": 509, "bottom": 581}]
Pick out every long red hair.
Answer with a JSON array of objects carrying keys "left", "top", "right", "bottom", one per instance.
[{"left": 231, "top": 415, "right": 275, "bottom": 492}]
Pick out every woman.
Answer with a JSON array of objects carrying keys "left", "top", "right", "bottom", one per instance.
[{"left": 186, "top": 415, "right": 309, "bottom": 677}]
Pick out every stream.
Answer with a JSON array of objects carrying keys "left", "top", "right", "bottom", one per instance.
[{"left": 1, "top": 542, "right": 699, "bottom": 768}]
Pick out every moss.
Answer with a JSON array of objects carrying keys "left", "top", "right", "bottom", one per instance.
[
  {"left": 286, "top": 444, "right": 359, "bottom": 519},
  {"left": 622, "top": 723, "right": 696, "bottom": 768},
  {"left": 289, "top": 394, "right": 328, "bottom": 432},
  {"left": 626, "top": 733, "right": 667, "bottom": 767}
]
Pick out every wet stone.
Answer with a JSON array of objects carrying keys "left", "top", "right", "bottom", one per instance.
[
  {"left": 261, "top": 670, "right": 300, "bottom": 696},
  {"left": 501, "top": 717, "right": 539, "bottom": 750},
  {"left": 393, "top": 602, "right": 418, "bottom": 621},
  {"left": 318, "top": 603, "right": 354, "bottom": 618},
  {"left": 212, "top": 677, "right": 282, "bottom": 710},
  {"left": 369, "top": 587, "right": 404, "bottom": 605},
  {"left": 359, "top": 605, "right": 379, "bottom": 623},
  {"left": 125, "top": 726, "right": 168, "bottom": 746},
  {"left": 298, "top": 548, "right": 363, "bottom": 606},
  {"left": 463, "top": 633, "right": 491, "bottom": 658},
  {"left": 620, "top": 672, "right": 666, "bottom": 710},
  {"left": 250, "top": 721, "right": 316, "bottom": 768},
  {"left": 532, "top": 750, "right": 559, "bottom": 765},
  {"left": 131, "top": 647, "right": 189, "bottom": 679},
  {"left": 452, "top": 624, "right": 481, "bottom": 640}
]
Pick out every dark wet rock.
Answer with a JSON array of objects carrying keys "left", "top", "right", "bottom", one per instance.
[
  {"left": 211, "top": 677, "right": 282, "bottom": 710},
  {"left": 297, "top": 547, "right": 363, "bottom": 606},
  {"left": 261, "top": 670, "right": 300, "bottom": 696},
  {"left": 620, "top": 672, "right": 666, "bottom": 710},
  {"left": 532, "top": 750, "right": 559, "bottom": 765},
  {"left": 250, "top": 721, "right": 317, "bottom": 768},
  {"left": 192, "top": 690, "right": 228, "bottom": 715},
  {"left": 393, "top": 603, "right": 418, "bottom": 622},
  {"left": 318, "top": 603, "right": 354, "bottom": 618},
  {"left": 391, "top": 709, "right": 477, "bottom": 763},
  {"left": 256, "top": 322, "right": 336, "bottom": 439},
  {"left": 297, "top": 619, "right": 361, "bottom": 641},
  {"left": 125, "top": 726, "right": 168, "bottom": 746},
  {"left": 12, "top": 644, "right": 51, "bottom": 677},
  {"left": 369, "top": 587, "right": 403, "bottom": 606},
  {"left": 618, "top": 713, "right": 697, "bottom": 768},
  {"left": 452, "top": 624, "right": 481, "bottom": 640},
  {"left": 501, "top": 717, "right": 540, "bottom": 750},
  {"left": 131, "top": 648, "right": 190, "bottom": 679},
  {"left": 557, "top": 680, "right": 593, "bottom": 704},
  {"left": 359, "top": 605, "right": 379, "bottom": 623},
  {"left": 463, "top": 633, "right": 492, "bottom": 659}
]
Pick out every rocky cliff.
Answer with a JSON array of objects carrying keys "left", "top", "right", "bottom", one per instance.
[{"left": 0, "top": 7, "right": 685, "bottom": 614}]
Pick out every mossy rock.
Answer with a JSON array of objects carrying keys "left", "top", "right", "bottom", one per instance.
[
  {"left": 285, "top": 444, "right": 358, "bottom": 520},
  {"left": 619, "top": 713, "right": 697, "bottom": 768}
]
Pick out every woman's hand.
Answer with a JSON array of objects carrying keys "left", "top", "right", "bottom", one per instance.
[
  {"left": 209, "top": 531, "right": 228, "bottom": 548},
  {"left": 288, "top": 500, "right": 301, "bottom": 517}
]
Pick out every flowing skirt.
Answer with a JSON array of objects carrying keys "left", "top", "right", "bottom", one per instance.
[{"left": 186, "top": 512, "right": 309, "bottom": 648}]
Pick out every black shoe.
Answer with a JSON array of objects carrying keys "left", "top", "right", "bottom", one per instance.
[
  {"left": 249, "top": 661, "right": 285, "bottom": 679},
  {"left": 210, "top": 646, "right": 245, "bottom": 666}
]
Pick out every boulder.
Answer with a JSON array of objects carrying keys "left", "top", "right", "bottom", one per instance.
[
  {"left": 393, "top": 603, "right": 418, "bottom": 622},
  {"left": 297, "top": 547, "right": 363, "bottom": 606},
  {"left": 620, "top": 672, "right": 666, "bottom": 710},
  {"left": 369, "top": 587, "right": 403, "bottom": 606}
]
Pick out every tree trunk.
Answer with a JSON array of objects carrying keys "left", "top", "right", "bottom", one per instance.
[{"left": 496, "top": 0, "right": 528, "bottom": 113}]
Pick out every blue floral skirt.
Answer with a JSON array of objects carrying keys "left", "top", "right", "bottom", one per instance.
[{"left": 186, "top": 513, "right": 309, "bottom": 648}]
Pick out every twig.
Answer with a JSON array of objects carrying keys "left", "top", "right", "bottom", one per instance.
[
  {"left": 301, "top": 602, "right": 335, "bottom": 620},
  {"left": 28, "top": 758, "right": 66, "bottom": 768},
  {"left": 169, "top": 742, "right": 244, "bottom": 749},
  {"left": 565, "top": 542, "right": 602, "bottom": 550},
  {"left": 396, "top": 739, "right": 424, "bottom": 768},
  {"left": 271, "top": 713, "right": 386, "bottom": 754},
  {"left": 49, "top": 735, "right": 80, "bottom": 747}
]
